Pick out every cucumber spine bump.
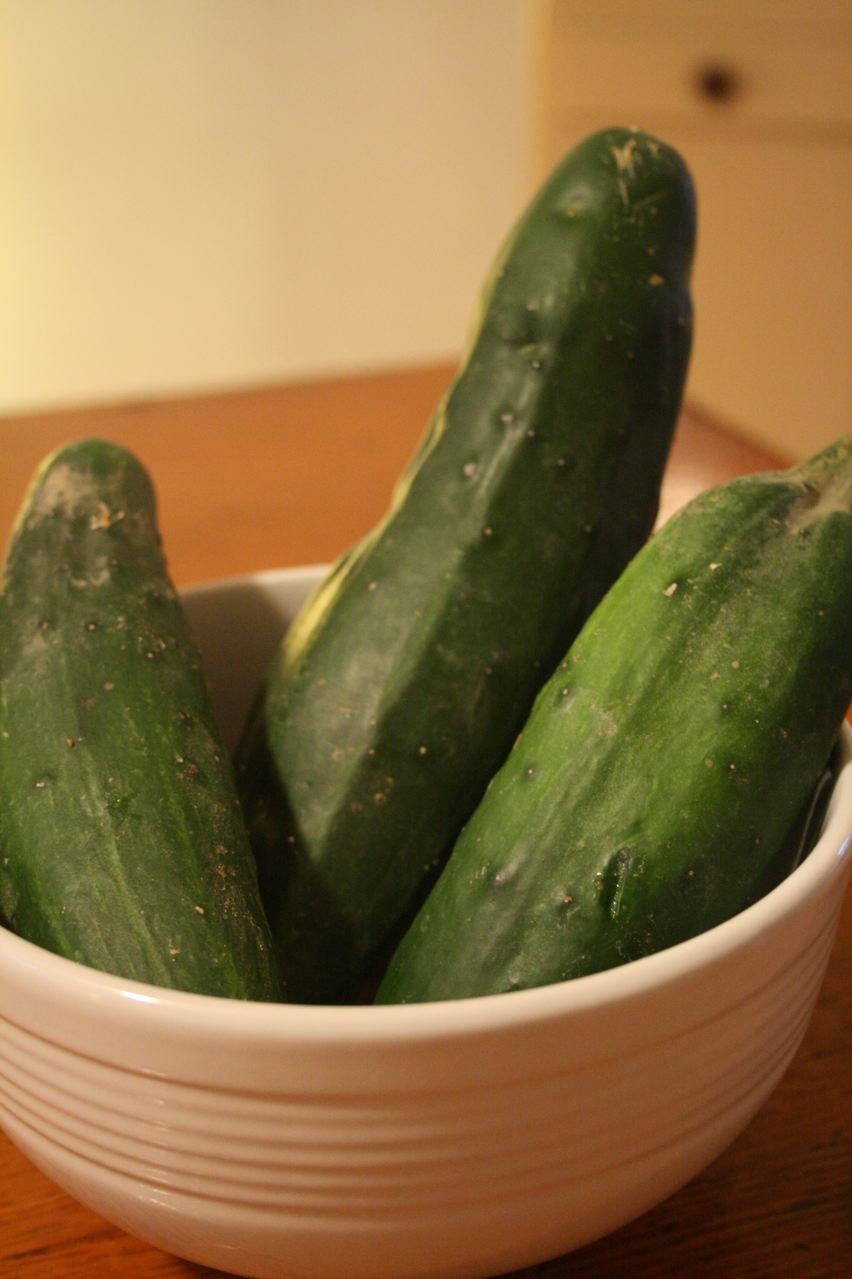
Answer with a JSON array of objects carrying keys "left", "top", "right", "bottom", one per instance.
[
  {"left": 237, "top": 126, "right": 697, "bottom": 1003},
  {"left": 0, "top": 439, "right": 281, "bottom": 999}
]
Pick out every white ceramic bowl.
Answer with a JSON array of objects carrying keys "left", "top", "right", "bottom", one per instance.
[{"left": 1, "top": 566, "right": 850, "bottom": 1279}]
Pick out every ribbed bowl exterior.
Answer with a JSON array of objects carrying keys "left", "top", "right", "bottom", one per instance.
[{"left": 2, "top": 569, "right": 851, "bottom": 1279}]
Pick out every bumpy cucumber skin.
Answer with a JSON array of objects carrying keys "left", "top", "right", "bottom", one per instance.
[
  {"left": 237, "top": 127, "right": 696, "bottom": 1003},
  {"left": 376, "top": 438, "right": 852, "bottom": 1003},
  {"left": 0, "top": 440, "right": 280, "bottom": 1000}
]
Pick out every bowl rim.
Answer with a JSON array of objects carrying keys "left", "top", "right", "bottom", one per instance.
[{"left": 1, "top": 565, "right": 850, "bottom": 1046}]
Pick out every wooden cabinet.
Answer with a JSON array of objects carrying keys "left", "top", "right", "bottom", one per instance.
[{"left": 528, "top": 0, "right": 851, "bottom": 458}]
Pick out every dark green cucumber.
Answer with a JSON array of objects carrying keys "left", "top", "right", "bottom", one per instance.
[
  {"left": 376, "top": 437, "right": 852, "bottom": 1003},
  {"left": 237, "top": 126, "right": 696, "bottom": 1003},
  {"left": 0, "top": 440, "right": 280, "bottom": 999}
]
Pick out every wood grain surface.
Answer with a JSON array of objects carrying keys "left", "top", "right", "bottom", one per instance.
[{"left": 1, "top": 365, "right": 849, "bottom": 1279}]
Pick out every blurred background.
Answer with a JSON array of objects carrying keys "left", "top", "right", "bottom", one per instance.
[{"left": 2, "top": 0, "right": 850, "bottom": 460}]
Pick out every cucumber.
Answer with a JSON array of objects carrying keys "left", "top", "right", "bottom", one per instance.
[
  {"left": 376, "top": 437, "right": 852, "bottom": 1003},
  {"left": 237, "top": 126, "right": 696, "bottom": 1003},
  {"left": 0, "top": 440, "right": 280, "bottom": 1000}
]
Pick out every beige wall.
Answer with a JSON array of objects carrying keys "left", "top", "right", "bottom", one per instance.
[
  {"left": 1, "top": 0, "right": 528, "bottom": 414},
  {"left": 6, "top": 1, "right": 846, "bottom": 458}
]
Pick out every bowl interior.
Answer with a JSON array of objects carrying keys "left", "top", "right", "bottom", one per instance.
[{"left": 182, "top": 563, "right": 326, "bottom": 749}]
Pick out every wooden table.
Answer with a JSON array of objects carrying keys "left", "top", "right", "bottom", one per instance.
[{"left": 1, "top": 365, "right": 849, "bottom": 1278}]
